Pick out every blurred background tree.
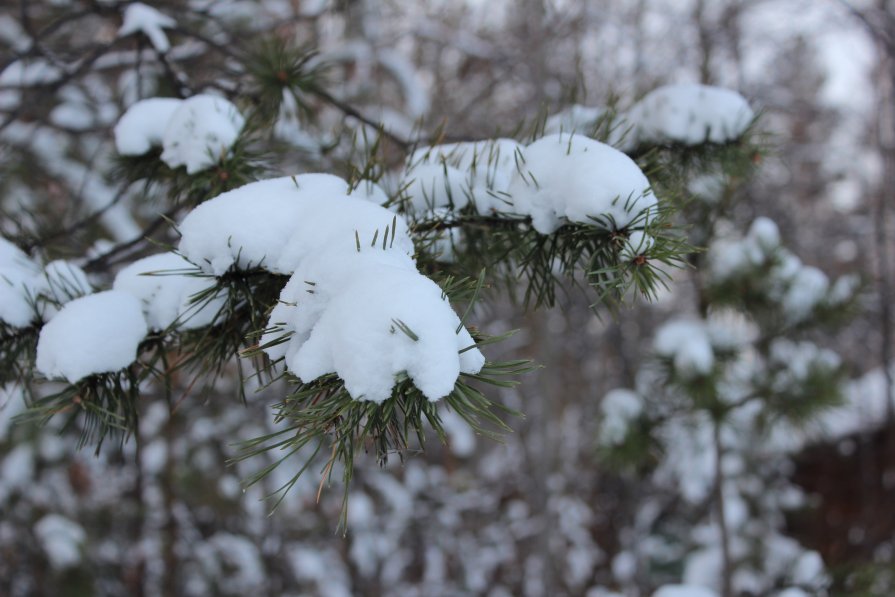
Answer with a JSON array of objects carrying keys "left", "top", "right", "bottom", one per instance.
[{"left": 0, "top": 1, "right": 891, "bottom": 596}]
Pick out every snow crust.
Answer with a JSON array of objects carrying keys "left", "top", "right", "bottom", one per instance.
[
  {"left": 118, "top": 3, "right": 176, "bottom": 53},
  {"left": 36, "top": 290, "right": 148, "bottom": 382},
  {"left": 114, "top": 98, "right": 182, "bottom": 155},
  {"left": 507, "top": 133, "right": 657, "bottom": 234},
  {"left": 161, "top": 95, "right": 245, "bottom": 174},
  {"left": 113, "top": 252, "right": 224, "bottom": 330},
  {"left": 628, "top": 84, "right": 754, "bottom": 145}
]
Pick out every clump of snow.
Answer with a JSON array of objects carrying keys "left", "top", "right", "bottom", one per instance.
[
  {"left": 507, "top": 133, "right": 657, "bottom": 234},
  {"left": 621, "top": 230, "right": 655, "bottom": 260},
  {"left": 36, "top": 290, "right": 148, "bottom": 383},
  {"left": 0, "top": 240, "right": 41, "bottom": 327},
  {"left": 41, "top": 260, "right": 91, "bottom": 305},
  {"left": 34, "top": 514, "right": 86, "bottom": 570},
  {"left": 161, "top": 95, "right": 245, "bottom": 174},
  {"left": 264, "top": 249, "right": 483, "bottom": 403},
  {"left": 405, "top": 138, "right": 521, "bottom": 214},
  {"left": 179, "top": 175, "right": 414, "bottom": 275},
  {"left": 118, "top": 3, "right": 177, "bottom": 53},
  {"left": 179, "top": 174, "right": 484, "bottom": 403},
  {"left": 114, "top": 98, "right": 182, "bottom": 155},
  {"left": 401, "top": 163, "right": 471, "bottom": 211},
  {"left": 781, "top": 266, "right": 829, "bottom": 322},
  {"left": 545, "top": 104, "right": 605, "bottom": 135},
  {"left": 709, "top": 217, "right": 846, "bottom": 323},
  {"left": 0, "top": 247, "right": 92, "bottom": 327},
  {"left": 654, "top": 319, "right": 714, "bottom": 377},
  {"left": 288, "top": 263, "right": 482, "bottom": 402},
  {"left": 688, "top": 173, "right": 728, "bottom": 203},
  {"left": 652, "top": 585, "right": 719, "bottom": 597},
  {"left": 768, "top": 339, "right": 841, "bottom": 393},
  {"left": 628, "top": 84, "right": 754, "bottom": 145},
  {"left": 113, "top": 252, "right": 224, "bottom": 330},
  {"left": 599, "top": 389, "right": 642, "bottom": 445}
]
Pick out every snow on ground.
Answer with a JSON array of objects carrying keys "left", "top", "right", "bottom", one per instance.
[
  {"left": 507, "top": 133, "right": 657, "bottom": 234},
  {"left": 36, "top": 291, "right": 148, "bottom": 383}
]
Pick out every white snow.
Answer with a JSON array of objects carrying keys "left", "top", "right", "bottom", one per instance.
[
  {"left": 406, "top": 138, "right": 521, "bottom": 214},
  {"left": 161, "top": 95, "right": 245, "bottom": 174},
  {"left": 178, "top": 175, "right": 414, "bottom": 275},
  {"left": 0, "top": 238, "right": 41, "bottom": 327},
  {"left": 401, "top": 163, "right": 471, "bottom": 211},
  {"left": 545, "top": 104, "right": 605, "bottom": 135},
  {"left": 34, "top": 514, "right": 86, "bottom": 570},
  {"left": 36, "top": 290, "right": 148, "bottom": 383},
  {"left": 628, "top": 84, "right": 754, "bottom": 145},
  {"left": 507, "top": 133, "right": 657, "bottom": 234},
  {"left": 41, "top": 260, "right": 92, "bottom": 305},
  {"left": 654, "top": 319, "right": 714, "bottom": 377},
  {"left": 599, "top": 389, "right": 642, "bottom": 445},
  {"left": 114, "top": 98, "right": 183, "bottom": 155},
  {"left": 113, "top": 252, "right": 224, "bottom": 330},
  {"left": 652, "top": 584, "right": 719, "bottom": 597},
  {"left": 179, "top": 174, "right": 484, "bottom": 403},
  {"left": 264, "top": 250, "right": 484, "bottom": 403},
  {"left": 118, "top": 3, "right": 177, "bottom": 53},
  {"left": 781, "top": 266, "right": 829, "bottom": 322}
]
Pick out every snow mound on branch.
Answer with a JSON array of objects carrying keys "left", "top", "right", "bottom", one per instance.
[
  {"left": 628, "top": 83, "right": 753, "bottom": 145},
  {"left": 288, "top": 259, "right": 483, "bottom": 403},
  {"left": 406, "top": 139, "right": 520, "bottom": 214},
  {"left": 114, "top": 98, "right": 182, "bottom": 155},
  {"left": 114, "top": 252, "right": 224, "bottom": 330},
  {"left": 401, "top": 163, "right": 471, "bottom": 211},
  {"left": 160, "top": 95, "right": 245, "bottom": 174},
  {"left": 545, "top": 104, "right": 605, "bottom": 135},
  {"left": 179, "top": 175, "right": 413, "bottom": 275},
  {"left": 34, "top": 514, "right": 86, "bottom": 570},
  {"left": 0, "top": 238, "right": 41, "bottom": 327},
  {"left": 263, "top": 245, "right": 483, "bottom": 403},
  {"left": 709, "top": 217, "right": 845, "bottom": 323},
  {"left": 652, "top": 585, "right": 719, "bottom": 597},
  {"left": 41, "top": 260, "right": 91, "bottom": 304},
  {"left": 599, "top": 389, "right": 642, "bottom": 445},
  {"left": 36, "top": 290, "right": 147, "bottom": 383},
  {"left": 118, "top": 3, "right": 176, "bottom": 53},
  {"left": 179, "top": 174, "right": 483, "bottom": 402},
  {"left": 654, "top": 319, "right": 714, "bottom": 377},
  {"left": 507, "top": 133, "right": 657, "bottom": 234}
]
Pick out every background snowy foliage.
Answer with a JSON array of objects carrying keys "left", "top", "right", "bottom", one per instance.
[{"left": 0, "top": 1, "right": 891, "bottom": 596}]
